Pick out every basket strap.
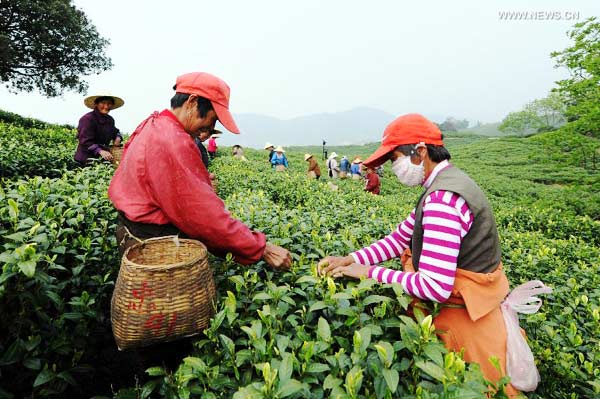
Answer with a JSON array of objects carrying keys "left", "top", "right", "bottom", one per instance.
[{"left": 119, "top": 225, "right": 145, "bottom": 247}]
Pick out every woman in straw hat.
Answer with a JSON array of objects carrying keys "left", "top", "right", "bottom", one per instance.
[
  {"left": 74, "top": 94, "right": 124, "bottom": 165},
  {"left": 326, "top": 152, "right": 340, "bottom": 178},
  {"left": 319, "top": 113, "right": 531, "bottom": 397},
  {"left": 304, "top": 153, "right": 321, "bottom": 179},
  {"left": 350, "top": 157, "right": 362, "bottom": 179},
  {"left": 271, "top": 146, "right": 289, "bottom": 171},
  {"left": 264, "top": 142, "right": 275, "bottom": 163}
]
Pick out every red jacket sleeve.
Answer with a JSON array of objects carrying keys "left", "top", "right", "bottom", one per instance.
[{"left": 145, "top": 131, "right": 266, "bottom": 265}]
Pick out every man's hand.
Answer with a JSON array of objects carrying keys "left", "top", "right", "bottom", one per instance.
[
  {"left": 318, "top": 255, "right": 354, "bottom": 276},
  {"left": 99, "top": 150, "right": 114, "bottom": 161},
  {"left": 326, "top": 263, "right": 370, "bottom": 280},
  {"left": 263, "top": 242, "right": 292, "bottom": 271}
]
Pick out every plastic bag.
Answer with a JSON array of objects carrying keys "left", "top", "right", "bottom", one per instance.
[{"left": 500, "top": 280, "right": 552, "bottom": 391}]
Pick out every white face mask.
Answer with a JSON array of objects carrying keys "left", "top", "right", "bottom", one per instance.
[{"left": 391, "top": 156, "right": 424, "bottom": 186}]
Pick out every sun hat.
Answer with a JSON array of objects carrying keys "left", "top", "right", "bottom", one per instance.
[
  {"left": 174, "top": 72, "right": 240, "bottom": 134},
  {"left": 363, "top": 113, "right": 443, "bottom": 168},
  {"left": 84, "top": 94, "right": 124, "bottom": 110},
  {"left": 352, "top": 157, "right": 363, "bottom": 164},
  {"left": 304, "top": 153, "right": 313, "bottom": 161},
  {"left": 329, "top": 152, "right": 338, "bottom": 159},
  {"left": 264, "top": 142, "right": 275, "bottom": 150},
  {"left": 275, "top": 146, "right": 285, "bottom": 153}
]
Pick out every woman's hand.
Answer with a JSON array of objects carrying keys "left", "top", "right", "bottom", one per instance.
[
  {"left": 326, "top": 263, "right": 370, "bottom": 280},
  {"left": 99, "top": 150, "right": 114, "bottom": 161},
  {"left": 263, "top": 242, "right": 292, "bottom": 271},
  {"left": 318, "top": 255, "right": 354, "bottom": 276}
]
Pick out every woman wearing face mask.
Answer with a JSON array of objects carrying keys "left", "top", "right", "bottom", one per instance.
[
  {"left": 319, "top": 113, "right": 519, "bottom": 397},
  {"left": 74, "top": 94, "right": 124, "bottom": 165}
]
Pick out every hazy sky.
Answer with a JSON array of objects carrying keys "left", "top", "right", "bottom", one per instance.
[{"left": 0, "top": 0, "right": 597, "bottom": 133}]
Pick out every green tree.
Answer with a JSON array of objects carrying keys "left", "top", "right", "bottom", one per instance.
[
  {"left": 499, "top": 93, "right": 566, "bottom": 136},
  {"left": 551, "top": 17, "right": 600, "bottom": 138},
  {"left": 498, "top": 107, "right": 539, "bottom": 136},
  {"left": 530, "top": 92, "right": 567, "bottom": 132},
  {"left": 0, "top": 0, "right": 112, "bottom": 97}
]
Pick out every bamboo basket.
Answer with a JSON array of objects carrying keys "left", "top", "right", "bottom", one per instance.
[
  {"left": 110, "top": 145, "right": 124, "bottom": 166},
  {"left": 275, "top": 165, "right": 286, "bottom": 172},
  {"left": 111, "top": 236, "right": 216, "bottom": 350}
]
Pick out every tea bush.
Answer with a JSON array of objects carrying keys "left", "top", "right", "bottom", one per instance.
[
  {"left": 0, "top": 120, "right": 599, "bottom": 398},
  {"left": 0, "top": 122, "right": 78, "bottom": 178},
  {"left": 0, "top": 165, "right": 121, "bottom": 398}
]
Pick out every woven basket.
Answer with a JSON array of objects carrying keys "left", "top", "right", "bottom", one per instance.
[
  {"left": 307, "top": 171, "right": 317, "bottom": 179},
  {"left": 275, "top": 165, "right": 286, "bottom": 172},
  {"left": 110, "top": 145, "right": 124, "bottom": 166},
  {"left": 111, "top": 236, "right": 216, "bottom": 350}
]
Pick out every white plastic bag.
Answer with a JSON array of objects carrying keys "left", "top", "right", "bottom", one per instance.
[{"left": 500, "top": 280, "right": 552, "bottom": 391}]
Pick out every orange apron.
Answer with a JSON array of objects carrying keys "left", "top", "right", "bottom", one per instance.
[{"left": 401, "top": 250, "right": 519, "bottom": 397}]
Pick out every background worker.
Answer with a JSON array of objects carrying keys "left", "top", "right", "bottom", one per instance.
[
  {"left": 264, "top": 142, "right": 275, "bottom": 163},
  {"left": 364, "top": 165, "right": 381, "bottom": 194},
  {"left": 74, "top": 93, "right": 124, "bottom": 165},
  {"left": 327, "top": 152, "right": 340, "bottom": 178},
  {"left": 350, "top": 157, "right": 362, "bottom": 179},
  {"left": 305, "top": 153, "right": 321, "bottom": 179},
  {"left": 271, "top": 146, "right": 289, "bottom": 171}
]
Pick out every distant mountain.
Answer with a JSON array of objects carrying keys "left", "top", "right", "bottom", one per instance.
[
  {"left": 217, "top": 107, "right": 396, "bottom": 149},
  {"left": 215, "top": 107, "right": 488, "bottom": 148}
]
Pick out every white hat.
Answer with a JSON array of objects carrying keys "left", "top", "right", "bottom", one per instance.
[
  {"left": 329, "top": 152, "right": 338, "bottom": 159},
  {"left": 275, "top": 146, "right": 285, "bottom": 153},
  {"left": 264, "top": 142, "right": 274, "bottom": 150},
  {"left": 84, "top": 94, "right": 124, "bottom": 110},
  {"left": 304, "top": 153, "right": 312, "bottom": 161}
]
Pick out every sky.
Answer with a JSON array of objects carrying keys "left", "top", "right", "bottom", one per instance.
[{"left": 0, "top": 0, "right": 598, "bottom": 134}]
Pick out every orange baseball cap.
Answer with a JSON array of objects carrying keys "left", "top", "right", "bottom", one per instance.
[
  {"left": 363, "top": 113, "right": 443, "bottom": 167},
  {"left": 174, "top": 72, "right": 240, "bottom": 134}
]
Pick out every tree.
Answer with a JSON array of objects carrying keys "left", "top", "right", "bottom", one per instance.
[
  {"left": 530, "top": 92, "right": 567, "bottom": 132},
  {"left": 499, "top": 93, "right": 566, "bottom": 136},
  {"left": 438, "top": 117, "right": 469, "bottom": 132},
  {"left": 0, "top": 0, "right": 112, "bottom": 97},
  {"left": 551, "top": 17, "right": 600, "bottom": 138},
  {"left": 498, "top": 107, "right": 539, "bottom": 136}
]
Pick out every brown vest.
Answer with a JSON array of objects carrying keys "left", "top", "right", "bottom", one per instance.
[{"left": 411, "top": 165, "right": 501, "bottom": 273}]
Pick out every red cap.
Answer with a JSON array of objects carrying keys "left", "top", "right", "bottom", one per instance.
[
  {"left": 174, "top": 72, "right": 240, "bottom": 134},
  {"left": 363, "top": 113, "right": 443, "bottom": 167}
]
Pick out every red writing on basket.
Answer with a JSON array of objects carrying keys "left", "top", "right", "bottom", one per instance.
[
  {"left": 127, "top": 281, "right": 154, "bottom": 312},
  {"left": 127, "top": 281, "right": 179, "bottom": 334},
  {"left": 144, "top": 312, "right": 178, "bottom": 334}
]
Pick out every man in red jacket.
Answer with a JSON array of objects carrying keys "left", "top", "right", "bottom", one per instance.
[
  {"left": 108, "top": 72, "right": 291, "bottom": 270},
  {"left": 364, "top": 166, "right": 381, "bottom": 195}
]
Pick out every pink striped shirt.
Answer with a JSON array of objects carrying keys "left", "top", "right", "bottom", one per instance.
[{"left": 351, "top": 161, "right": 474, "bottom": 303}]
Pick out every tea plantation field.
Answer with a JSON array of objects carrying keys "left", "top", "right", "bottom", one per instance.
[{"left": 0, "top": 119, "right": 599, "bottom": 398}]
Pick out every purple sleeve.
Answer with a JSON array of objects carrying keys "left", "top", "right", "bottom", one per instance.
[{"left": 77, "top": 114, "right": 102, "bottom": 154}]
